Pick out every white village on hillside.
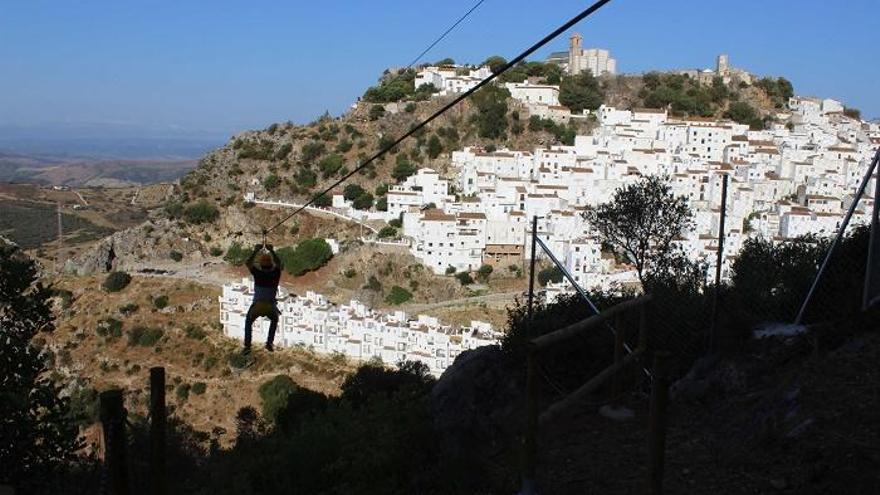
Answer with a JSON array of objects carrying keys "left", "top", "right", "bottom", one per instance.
[{"left": 223, "top": 35, "right": 880, "bottom": 375}]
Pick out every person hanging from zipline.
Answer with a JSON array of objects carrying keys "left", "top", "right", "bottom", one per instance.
[{"left": 243, "top": 243, "right": 283, "bottom": 355}]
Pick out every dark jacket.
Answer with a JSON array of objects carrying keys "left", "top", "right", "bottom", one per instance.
[{"left": 247, "top": 248, "right": 283, "bottom": 302}]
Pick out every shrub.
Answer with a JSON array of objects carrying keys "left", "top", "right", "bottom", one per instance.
[
  {"left": 192, "top": 382, "right": 207, "bottom": 395},
  {"left": 445, "top": 266, "right": 456, "bottom": 275},
  {"left": 343, "top": 268, "right": 357, "bottom": 278},
  {"left": 369, "top": 104, "right": 385, "bottom": 121},
  {"left": 118, "top": 303, "right": 139, "bottom": 316},
  {"left": 389, "top": 218, "right": 403, "bottom": 228},
  {"left": 224, "top": 242, "right": 251, "bottom": 266},
  {"left": 169, "top": 250, "right": 183, "bottom": 262},
  {"left": 176, "top": 383, "right": 191, "bottom": 402},
  {"left": 456, "top": 272, "right": 474, "bottom": 285},
  {"left": 103, "top": 271, "right": 132, "bottom": 292},
  {"left": 364, "top": 276, "right": 382, "bottom": 291},
  {"left": 335, "top": 140, "right": 353, "bottom": 153},
  {"left": 263, "top": 174, "right": 280, "bottom": 191},
  {"left": 378, "top": 226, "right": 397, "bottom": 238},
  {"left": 301, "top": 141, "right": 326, "bottom": 162},
  {"left": 537, "top": 266, "right": 563, "bottom": 286},
  {"left": 152, "top": 295, "right": 169, "bottom": 310},
  {"left": 184, "top": 324, "right": 207, "bottom": 340},
  {"left": 318, "top": 154, "right": 344, "bottom": 178},
  {"left": 477, "top": 264, "right": 493, "bottom": 282},
  {"left": 385, "top": 286, "right": 413, "bottom": 305},
  {"left": 277, "top": 239, "right": 333, "bottom": 276},
  {"left": 259, "top": 375, "right": 298, "bottom": 423},
  {"left": 404, "top": 102, "right": 417, "bottom": 113},
  {"left": 352, "top": 192, "right": 374, "bottom": 210},
  {"left": 127, "top": 326, "right": 164, "bottom": 347},
  {"left": 274, "top": 143, "right": 292, "bottom": 160},
  {"left": 210, "top": 246, "right": 223, "bottom": 257},
  {"left": 97, "top": 318, "right": 123, "bottom": 338},
  {"left": 183, "top": 200, "right": 219, "bottom": 224},
  {"left": 376, "top": 196, "right": 387, "bottom": 211},
  {"left": 162, "top": 200, "right": 184, "bottom": 219}
]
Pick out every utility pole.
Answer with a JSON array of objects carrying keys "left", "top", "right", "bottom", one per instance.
[{"left": 709, "top": 174, "right": 728, "bottom": 353}]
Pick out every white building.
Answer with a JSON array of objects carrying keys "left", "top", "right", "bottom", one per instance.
[{"left": 219, "top": 279, "right": 500, "bottom": 376}]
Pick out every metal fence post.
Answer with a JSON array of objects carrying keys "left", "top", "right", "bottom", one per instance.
[
  {"left": 150, "top": 367, "right": 167, "bottom": 495},
  {"left": 797, "top": 148, "right": 880, "bottom": 323},
  {"left": 100, "top": 389, "right": 129, "bottom": 495},
  {"left": 864, "top": 156, "right": 880, "bottom": 310},
  {"left": 647, "top": 352, "right": 671, "bottom": 495},
  {"left": 521, "top": 216, "right": 539, "bottom": 494},
  {"left": 709, "top": 173, "right": 728, "bottom": 353}
]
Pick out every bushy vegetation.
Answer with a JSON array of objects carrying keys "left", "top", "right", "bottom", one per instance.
[
  {"left": 318, "top": 154, "right": 344, "bottom": 178},
  {"left": 639, "top": 72, "right": 729, "bottom": 117},
  {"left": 184, "top": 324, "right": 207, "bottom": 340},
  {"left": 169, "top": 250, "right": 183, "bottom": 262},
  {"left": 184, "top": 200, "right": 219, "bottom": 225},
  {"left": 103, "top": 271, "right": 132, "bottom": 292},
  {"left": 528, "top": 116, "right": 577, "bottom": 145},
  {"left": 724, "top": 101, "right": 763, "bottom": 129},
  {"left": 456, "top": 272, "right": 474, "bottom": 286},
  {"left": 276, "top": 239, "right": 333, "bottom": 277},
  {"left": 754, "top": 76, "right": 794, "bottom": 108},
  {"left": 470, "top": 85, "right": 510, "bottom": 139},
  {"left": 559, "top": 71, "right": 604, "bottom": 112},
  {"left": 258, "top": 374, "right": 298, "bottom": 423},
  {"left": 391, "top": 155, "right": 418, "bottom": 182},
  {"left": 236, "top": 139, "right": 274, "bottom": 160},
  {"left": 96, "top": 317, "right": 123, "bottom": 338},
  {"left": 127, "top": 326, "right": 164, "bottom": 347},
  {"left": 152, "top": 295, "right": 169, "bottom": 310},
  {"left": 385, "top": 285, "right": 413, "bottom": 305},
  {"left": 224, "top": 242, "right": 251, "bottom": 266},
  {"left": 378, "top": 226, "right": 397, "bottom": 238}
]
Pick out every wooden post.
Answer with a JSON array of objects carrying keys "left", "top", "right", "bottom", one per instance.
[
  {"left": 100, "top": 389, "right": 128, "bottom": 495},
  {"left": 636, "top": 302, "right": 649, "bottom": 383},
  {"left": 647, "top": 352, "right": 671, "bottom": 495},
  {"left": 521, "top": 216, "right": 539, "bottom": 494},
  {"left": 150, "top": 367, "right": 167, "bottom": 495},
  {"left": 611, "top": 313, "right": 626, "bottom": 402}
]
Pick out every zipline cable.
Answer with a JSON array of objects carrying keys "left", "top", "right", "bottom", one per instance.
[
  {"left": 258, "top": 0, "right": 485, "bottom": 241},
  {"left": 265, "top": 0, "right": 615, "bottom": 234}
]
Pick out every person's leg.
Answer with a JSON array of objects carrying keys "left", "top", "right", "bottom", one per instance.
[
  {"left": 243, "top": 305, "right": 255, "bottom": 353},
  {"left": 266, "top": 307, "right": 279, "bottom": 351}
]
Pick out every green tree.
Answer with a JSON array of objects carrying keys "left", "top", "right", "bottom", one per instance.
[
  {"left": 724, "top": 101, "right": 762, "bottom": 129},
  {"left": 481, "top": 55, "right": 507, "bottom": 74},
  {"left": 559, "top": 71, "right": 604, "bottom": 112},
  {"left": 376, "top": 196, "right": 388, "bottom": 211},
  {"left": 427, "top": 134, "right": 443, "bottom": 159},
  {"left": 352, "top": 192, "right": 374, "bottom": 210},
  {"left": 224, "top": 242, "right": 250, "bottom": 266},
  {"left": 584, "top": 175, "right": 694, "bottom": 285},
  {"left": 537, "top": 266, "right": 563, "bottom": 286},
  {"left": 471, "top": 85, "right": 510, "bottom": 139},
  {"left": 392, "top": 156, "right": 418, "bottom": 182},
  {"left": 343, "top": 184, "right": 366, "bottom": 201},
  {"left": 0, "top": 241, "right": 81, "bottom": 489},
  {"left": 456, "top": 272, "right": 474, "bottom": 286}
]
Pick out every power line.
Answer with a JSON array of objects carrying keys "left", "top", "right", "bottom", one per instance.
[
  {"left": 266, "top": 0, "right": 615, "bottom": 234},
  {"left": 405, "top": 0, "right": 487, "bottom": 71}
]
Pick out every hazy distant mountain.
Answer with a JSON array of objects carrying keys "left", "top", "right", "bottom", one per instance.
[{"left": 0, "top": 121, "right": 226, "bottom": 186}]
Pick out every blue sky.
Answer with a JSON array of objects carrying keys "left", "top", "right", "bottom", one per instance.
[{"left": 1, "top": 0, "right": 877, "bottom": 139}]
